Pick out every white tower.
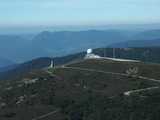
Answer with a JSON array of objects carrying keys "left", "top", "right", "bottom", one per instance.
[{"left": 50, "top": 59, "right": 54, "bottom": 68}]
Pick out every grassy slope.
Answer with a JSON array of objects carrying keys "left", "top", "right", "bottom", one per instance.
[
  {"left": 0, "top": 59, "right": 160, "bottom": 120},
  {"left": 68, "top": 59, "right": 160, "bottom": 79}
]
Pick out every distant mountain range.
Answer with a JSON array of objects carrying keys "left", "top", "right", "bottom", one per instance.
[
  {"left": 0, "top": 57, "right": 15, "bottom": 68},
  {"left": 31, "top": 30, "right": 128, "bottom": 57},
  {"left": 0, "top": 35, "right": 32, "bottom": 62},
  {"left": 133, "top": 29, "right": 160, "bottom": 40},
  {"left": 109, "top": 39, "right": 160, "bottom": 48},
  {"left": 0, "top": 30, "right": 129, "bottom": 63},
  {"left": 109, "top": 29, "right": 160, "bottom": 47},
  {"left": 0, "top": 29, "right": 160, "bottom": 67},
  {"left": 0, "top": 64, "right": 18, "bottom": 73}
]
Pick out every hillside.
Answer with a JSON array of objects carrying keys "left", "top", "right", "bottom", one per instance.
[
  {"left": 0, "top": 52, "right": 85, "bottom": 80},
  {"left": 68, "top": 59, "right": 160, "bottom": 79},
  {"left": 0, "top": 59, "right": 160, "bottom": 120},
  {"left": 1, "top": 47, "right": 160, "bottom": 80}
]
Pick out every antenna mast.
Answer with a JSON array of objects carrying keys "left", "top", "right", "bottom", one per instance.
[{"left": 50, "top": 59, "right": 54, "bottom": 68}]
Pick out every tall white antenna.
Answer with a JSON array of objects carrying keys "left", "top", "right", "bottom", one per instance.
[{"left": 50, "top": 59, "right": 54, "bottom": 68}]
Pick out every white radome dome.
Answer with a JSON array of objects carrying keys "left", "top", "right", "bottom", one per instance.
[{"left": 87, "top": 49, "right": 92, "bottom": 54}]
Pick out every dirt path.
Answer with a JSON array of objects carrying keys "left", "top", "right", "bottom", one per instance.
[
  {"left": 61, "top": 66, "right": 160, "bottom": 83},
  {"left": 124, "top": 86, "right": 159, "bottom": 96},
  {"left": 31, "top": 109, "right": 60, "bottom": 120}
]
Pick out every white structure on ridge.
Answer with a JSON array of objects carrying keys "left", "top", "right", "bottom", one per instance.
[
  {"left": 85, "top": 48, "right": 101, "bottom": 59},
  {"left": 50, "top": 59, "right": 54, "bottom": 68},
  {"left": 87, "top": 48, "right": 92, "bottom": 54},
  {"left": 84, "top": 48, "right": 139, "bottom": 62}
]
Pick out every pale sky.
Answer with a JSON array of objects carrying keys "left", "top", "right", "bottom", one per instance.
[{"left": 0, "top": 0, "right": 160, "bottom": 27}]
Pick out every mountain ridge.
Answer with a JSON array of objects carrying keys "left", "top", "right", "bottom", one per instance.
[
  {"left": 109, "top": 39, "right": 160, "bottom": 48},
  {"left": 1, "top": 29, "right": 160, "bottom": 63},
  {"left": 0, "top": 57, "right": 15, "bottom": 68}
]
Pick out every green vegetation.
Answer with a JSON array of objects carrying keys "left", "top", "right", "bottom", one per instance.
[
  {"left": 69, "top": 59, "right": 160, "bottom": 79},
  {"left": 0, "top": 59, "right": 160, "bottom": 120}
]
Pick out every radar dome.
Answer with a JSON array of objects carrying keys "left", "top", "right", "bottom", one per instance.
[{"left": 87, "top": 49, "right": 92, "bottom": 54}]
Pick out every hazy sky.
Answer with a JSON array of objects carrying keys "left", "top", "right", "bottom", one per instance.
[{"left": 0, "top": 0, "right": 160, "bottom": 27}]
